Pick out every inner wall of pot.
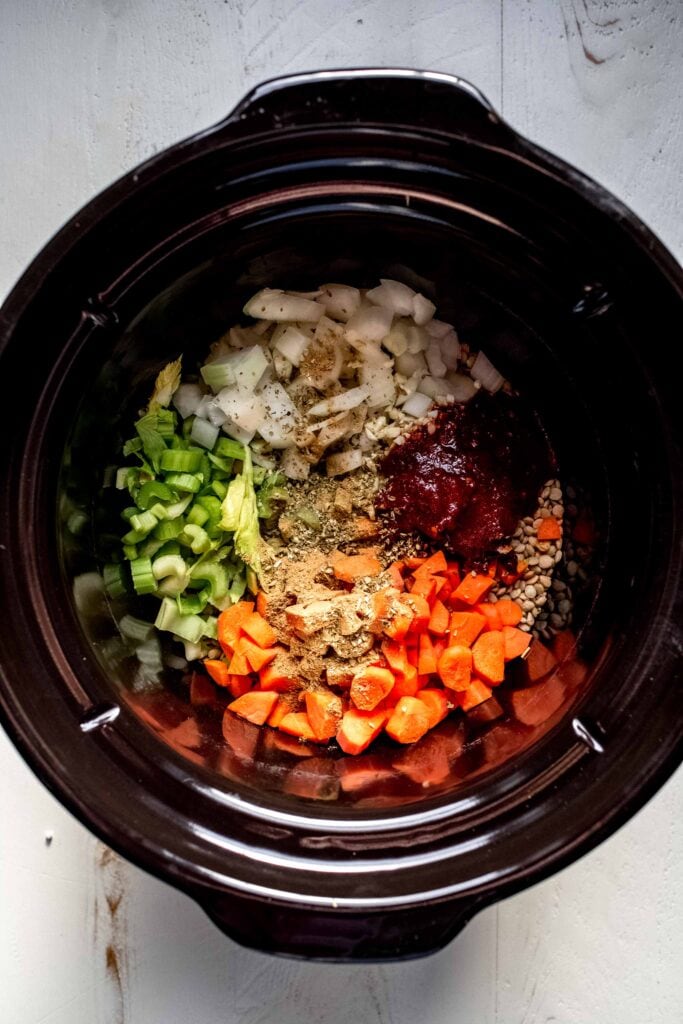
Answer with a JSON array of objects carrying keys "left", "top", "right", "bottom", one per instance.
[{"left": 60, "top": 204, "right": 620, "bottom": 807}]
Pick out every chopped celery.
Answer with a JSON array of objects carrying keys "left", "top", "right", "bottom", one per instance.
[
  {"left": 130, "top": 557, "right": 156, "bottom": 595},
  {"left": 186, "top": 504, "right": 209, "bottom": 527},
  {"left": 154, "top": 597, "right": 206, "bottom": 644},
  {"left": 137, "top": 480, "right": 173, "bottom": 509},
  {"left": 178, "top": 524, "right": 212, "bottom": 554},
  {"left": 129, "top": 510, "right": 158, "bottom": 535},
  {"left": 163, "top": 472, "right": 202, "bottom": 493},
  {"left": 160, "top": 448, "right": 203, "bottom": 473}
]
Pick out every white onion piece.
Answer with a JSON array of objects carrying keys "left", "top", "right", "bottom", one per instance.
[
  {"left": 405, "top": 322, "right": 428, "bottom": 353},
  {"left": 402, "top": 391, "right": 434, "bottom": 418},
  {"left": 287, "top": 289, "right": 323, "bottom": 299},
  {"left": 281, "top": 447, "right": 311, "bottom": 480},
  {"left": 272, "top": 324, "right": 311, "bottom": 366},
  {"left": 272, "top": 349, "right": 293, "bottom": 381},
  {"left": 446, "top": 372, "right": 478, "bottom": 402},
  {"left": 257, "top": 417, "right": 295, "bottom": 448},
  {"left": 243, "top": 288, "right": 323, "bottom": 322},
  {"left": 326, "top": 448, "right": 364, "bottom": 477},
  {"left": 308, "top": 385, "right": 370, "bottom": 418},
  {"left": 205, "top": 400, "right": 228, "bottom": 427},
  {"left": 221, "top": 419, "right": 256, "bottom": 445},
  {"left": 418, "top": 375, "right": 457, "bottom": 400},
  {"left": 359, "top": 363, "right": 395, "bottom": 409},
  {"left": 439, "top": 329, "right": 461, "bottom": 370},
  {"left": 366, "top": 278, "right": 415, "bottom": 316},
  {"left": 190, "top": 417, "right": 219, "bottom": 450},
  {"left": 195, "top": 394, "right": 215, "bottom": 418},
  {"left": 217, "top": 387, "right": 266, "bottom": 434},
  {"left": 426, "top": 341, "right": 447, "bottom": 379},
  {"left": 259, "top": 382, "right": 297, "bottom": 447},
  {"left": 172, "top": 383, "right": 203, "bottom": 420},
  {"left": 345, "top": 305, "right": 393, "bottom": 344},
  {"left": 300, "top": 317, "right": 345, "bottom": 389},
  {"left": 318, "top": 283, "right": 361, "bottom": 322},
  {"left": 231, "top": 346, "right": 270, "bottom": 391},
  {"left": 412, "top": 293, "right": 436, "bottom": 326},
  {"left": 395, "top": 350, "right": 427, "bottom": 377},
  {"left": 251, "top": 449, "right": 277, "bottom": 470},
  {"left": 425, "top": 318, "right": 453, "bottom": 339},
  {"left": 314, "top": 410, "right": 354, "bottom": 450},
  {"left": 471, "top": 351, "right": 505, "bottom": 393},
  {"left": 251, "top": 318, "right": 273, "bottom": 336}
]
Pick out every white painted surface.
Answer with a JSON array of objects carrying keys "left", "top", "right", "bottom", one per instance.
[{"left": 1, "top": 2, "right": 681, "bottom": 1021}]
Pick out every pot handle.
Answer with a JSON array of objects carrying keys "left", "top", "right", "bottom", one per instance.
[
  {"left": 221, "top": 68, "right": 513, "bottom": 146},
  {"left": 197, "top": 889, "right": 485, "bottom": 961}
]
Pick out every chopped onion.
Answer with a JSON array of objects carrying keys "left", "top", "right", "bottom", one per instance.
[
  {"left": 402, "top": 392, "right": 434, "bottom": 418},
  {"left": 366, "top": 278, "right": 415, "bottom": 317},
  {"left": 257, "top": 382, "right": 297, "bottom": 447},
  {"left": 243, "top": 288, "right": 323, "bottom": 322},
  {"left": 172, "top": 383, "right": 203, "bottom": 420},
  {"left": 412, "top": 293, "right": 436, "bottom": 326},
  {"left": 359, "top": 363, "right": 395, "bottom": 409},
  {"left": 190, "top": 417, "right": 219, "bottom": 450},
  {"left": 471, "top": 351, "right": 505, "bottom": 393},
  {"left": 221, "top": 419, "right": 256, "bottom": 445},
  {"left": 425, "top": 318, "right": 453, "bottom": 339},
  {"left": 230, "top": 346, "right": 270, "bottom": 392},
  {"left": 281, "top": 446, "right": 311, "bottom": 480},
  {"left": 272, "top": 324, "right": 311, "bottom": 366},
  {"left": 425, "top": 341, "right": 447, "bottom": 379},
  {"left": 439, "top": 329, "right": 461, "bottom": 370},
  {"left": 319, "top": 283, "right": 361, "bottom": 322},
  {"left": 418, "top": 375, "right": 458, "bottom": 400},
  {"left": 345, "top": 305, "right": 393, "bottom": 344},
  {"left": 204, "top": 400, "right": 228, "bottom": 427},
  {"left": 395, "top": 350, "right": 427, "bottom": 377},
  {"left": 326, "top": 448, "right": 364, "bottom": 477},
  {"left": 217, "top": 387, "right": 266, "bottom": 434},
  {"left": 300, "top": 317, "right": 344, "bottom": 389},
  {"left": 313, "top": 410, "right": 355, "bottom": 450},
  {"left": 446, "top": 372, "right": 478, "bottom": 402},
  {"left": 308, "top": 385, "right": 370, "bottom": 418},
  {"left": 272, "top": 349, "right": 293, "bottom": 380}
]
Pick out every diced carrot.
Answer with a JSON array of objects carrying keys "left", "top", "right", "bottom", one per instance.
[
  {"left": 332, "top": 552, "right": 382, "bottom": 583},
  {"left": 438, "top": 581, "right": 453, "bottom": 603},
  {"left": 384, "top": 605, "right": 413, "bottom": 641},
  {"left": 305, "top": 691, "right": 343, "bottom": 741},
  {"left": 337, "top": 707, "right": 389, "bottom": 755},
  {"left": 502, "top": 625, "right": 531, "bottom": 661},
  {"left": 472, "top": 631, "right": 505, "bottom": 685},
  {"left": 417, "top": 688, "right": 450, "bottom": 728},
  {"left": 458, "top": 679, "right": 493, "bottom": 710},
  {"left": 385, "top": 696, "right": 431, "bottom": 744},
  {"left": 204, "top": 659, "right": 231, "bottom": 688},
  {"left": 449, "top": 611, "right": 486, "bottom": 648},
  {"left": 496, "top": 598, "right": 523, "bottom": 627},
  {"left": 350, "top": 666, "right": 395, "bottom": 711},
  {"left": 453, "top": 572, "right": 495, "bottom": 605},
  {"left": 326, "top": 662, "right": 356, "bottom": 689},
  {"left": 418, "top": 632, "right": 438, "bottom": 676},
  {"left": 406, "top": 642, "right": 419, "bottom": 669},
  {"left": 475, "top": 602, "right": 502, "bottom": 631},
  {"left": 387, "top": 562, "right": 405, "bottom": 590},
  {"left": 409, "top": 574, "right": 438, "bottom": 603},
  {"left": 259, "top": 657, "right": 298, "bottom": 692},
  {"left": 240, "top": 611, "right": 277, "bottom": 648},
  {"left": 537, "top": 516, "right": 561, "bottom": 541},
  {"left": 266, "top": 696, "right": 292, "bottom": 728},
  {"left": 371, "top": 590, "right": 390, "bottom": 624},
  {"left": 228, "top": 649, "right": 251, "bottom": 676},
  {"left": 432, "top": 638, "right": 447, "bottom": 662},
  {"left": 428, "top": 599, "right": 450, "bottom": 636},
  {"left": 437, "top": 645, "right": 473, "bottom": 691},
  {"left": 381, "top": 639, "right": 410, "bottom": 677},
  {"left": 278, "top": 711, "right": 319, "bottom": 742},
  {"left": 551, "top": 629, "right": 576, "bottom": 663},
  {"left": 525, "top": 639, "right": 558, "bottom": 683},
  {"left": 190, "top": 673, "right": 215, "bottom": 707},
  {"left": 237, "top": 637, "right": 278, "bottom": 673},
  {"left": 390, "top": 664, "right": 420, "bottom": 698},
  {"left": 404, "top": 556, "right": 426, "bottom": 569},
  {"left": 217, "top": 600, "right": 255, "bottom": 654},
  {"left": 393, "top": 731, "right": 452, "bottom": 785},
  {"left": 510, "top": 676, "right": 566, "bottom": 726},
  {"left": 401, "top": 593, "right": 430, "bottom": 633},
  {"left": 229, "top": 690, "right": 278, "bottom": 725},
  {"left": 227, "top": 673, "right": 253, "bottom": 698},
  {"left": 256, "top": 590, "right": 269, "bottom": 618},
  {"left": 413, "top": 550, "right": 448, "bottom": 576}
]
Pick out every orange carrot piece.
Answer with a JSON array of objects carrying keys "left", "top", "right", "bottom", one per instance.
[
  {"left": 428, "top": 599, "right": 450, "bottom": 636},
  {"left": 256, "top": 591, "right": 269, "bottom": 618},
  {"left": 204, "top": 659, "right": 231, "bottom": 688},
  {"left": 350, "top": 666, "right": 395, "bottom": 711},
  {"left": 239, "top": 637, "right": 279, "bottom": 673},
  {"left": 459, "top": 679, "right": 493, "bottom": 710},
  {"left": 413, "top": 550, "right": 448, "bottom": 576},
  {"left": 390, "top": 664, "right": 420, "bottom": 698},
  {"left": 240, "top": 611, "right": 277, "bottom": 648},
  {"left": 453, "top": 572, "right": 495, "bottom": 605},
  {"left": 337, "top": 707, "right": 389, "bottom": 755},
  {"left": 227, "top": 673, "right": 253, "bottom": 698},
  {"left": 437, "top": 645, "right": 473, "bottom": 691},
  {"left": 278, "top": 711, "right": 319, "bottom": 742},
  {"left": 259, "top": 657, "right": 298, "bottom": 692},
  {"left": 381, "top": 639, "right": 410, "bottom": 676},
  {"left": 403, "top": 556, "right": 426, "bottom": 569},
  {"left": 228, "top": 648, "right": 251, "bottom": 676},
  {"left": 537, "top": 516, "right": 561, "bottom": 540},
  {"left": 332, "top": 552, "right": 382, "bottom": 583},
  {"left": 449, "top": 611, "right": 486, "bottom": 648},
  {"left": 417, "top": 688, "right": 450, "bottom": 728},
  {"left": 387, "top": 562, "right": 405, "bottom": 590},
  {"left": 384, "top": 604, "right": 414, "bottom": 641},
  {"left": 190, "top": 673, "right": 215, "bottom": 707},
  {"left": 385, "top": 696, "right": 431, "bottom": 744},
  {"left": 475, "top": 602, "right": 503, "bottom": 631},
  {"left": 217, "top": 600, "right": 255, "bottom": 654},
  {"left": 418, "top": 632, "right": 438, "bottom": 676},
  {"left": 409, "top": 574, "right": 438, "bottom": 603},
  {"left": 510, "top": 676, "right": 565, "bottom": 726},
  {"left": 229, "top": 690, "right": 278, "bottom": 725},
  {"left": 472, "top": 631, "right": 505, "bottom": 685},
  {"left": 305, "top": 691, "right": 343, "bottom": 742},
  {"left": 525, "top": 639, "right": 558, "bottom": 683},
  {"left": 496, "top": 598, "right": 523, "bottom": 626},
  {"left": 266, "top": 696, "right": 292, "bottom": 728},
  {"left": 401, "top": 593, "right": 431, "bottom": 633},
  {"left": 502, "top": 626, "right": 531, "bottom": 661}
]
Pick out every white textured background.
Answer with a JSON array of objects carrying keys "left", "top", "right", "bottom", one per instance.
[{"left": 1, "top": 2, "right": 682, "bottom": 1022}]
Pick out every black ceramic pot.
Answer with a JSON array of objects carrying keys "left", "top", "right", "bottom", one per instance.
[{"left": 0, "top": 70, "right": 681, "bottom": 962}]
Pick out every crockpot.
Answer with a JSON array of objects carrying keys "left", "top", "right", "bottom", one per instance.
[{"left": 0, "top": 69, "right": 681, "bottom": 962}]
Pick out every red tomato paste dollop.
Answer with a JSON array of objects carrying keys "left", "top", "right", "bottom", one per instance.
[{"left": 376, "top": 393, "right": 554, "bottom": 561}]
